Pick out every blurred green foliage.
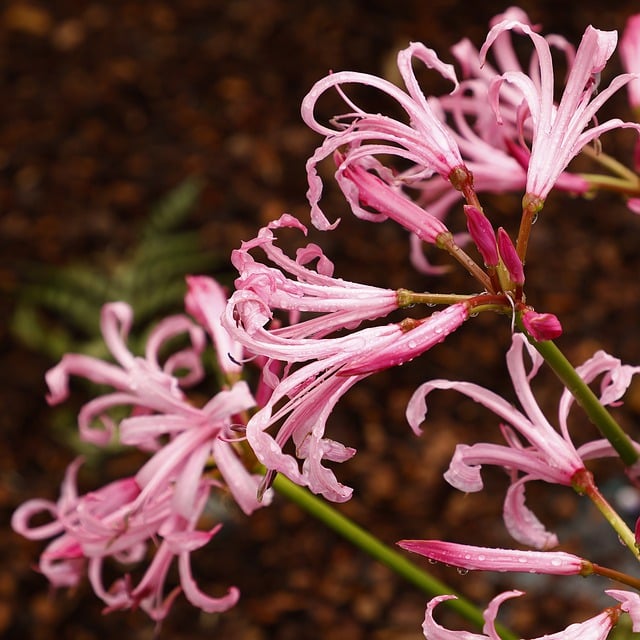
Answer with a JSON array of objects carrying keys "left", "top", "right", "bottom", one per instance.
[{"left": 11, "top": 177, "right": 221, "bottom": 360}]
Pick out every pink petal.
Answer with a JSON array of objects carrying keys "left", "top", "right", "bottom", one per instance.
[
  {"left": 503, "top": 480, "right": 559, "bottom": 549},
  {"left": 606, "top": 590, "right": 640, "bottom": 631},
  {"left": 398, "top": 539, "right": 583, "bottom": 574}
]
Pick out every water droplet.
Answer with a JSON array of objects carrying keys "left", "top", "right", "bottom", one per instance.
[
  {"left": 531, "top": 213, "right": 539, "bottom": 224},
  {"left": 477, "top": 555, "right": 485, "bottom": 561},
  {"left": 428, "top": 558, "right": 438, "bottom": 564},
  {"left": 456, "top": 568, "right": 469, "bottom": 576},
  {"left": 408, "top": 340, "right": 417, "bottom": 349},
  {"left": 550, "top": 558, "right": 562, "bottom": 566}
]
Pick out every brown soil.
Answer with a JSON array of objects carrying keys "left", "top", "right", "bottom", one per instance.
[{"left": 3, "top": 2, "right": 640, "bottom": 639}]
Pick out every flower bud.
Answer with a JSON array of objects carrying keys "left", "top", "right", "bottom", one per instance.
[
  {"left": 464, "top": 205, "right": 499, "bottom": 267},
  {"left": 521, "top": 308, "right": 563, "bottom": 341},
  {"left": 497, "top": 227, "right": 525, "bottom": 286}
]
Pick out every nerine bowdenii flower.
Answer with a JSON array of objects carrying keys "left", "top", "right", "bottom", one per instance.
[
  {"left": 223, "top": 215, "right": 469, "bottom": 501},
  {"left": 12, "top": 284, "right": 271, "bottom": 620},
  {"left": 422, "top": 589, "right": 639, "bottom": 640},
  {"left": 407, "top": 333, "right": 640, "bottom": 549}
]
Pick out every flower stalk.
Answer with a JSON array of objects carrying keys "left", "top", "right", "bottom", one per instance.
[
  {"left": 271, "top": 473, "right": 518, "bottom": 640},
  {"left": 572, "top": 468, "right": 640, "bottom": 561},
  {"left": 519, "top": 322, "right": 640, "bottom": 467}
]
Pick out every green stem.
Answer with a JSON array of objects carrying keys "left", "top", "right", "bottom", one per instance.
[
  {"left": 437, "top": 233, "right": 495, "bottom": 293},
  {"left": 520, "top": 328, "right": 639, "bottom": 467},
  {"left": 272, "top": 474, "right": 518, "bottom": 640},
  {"left": 573, "top": 469, "right": 640, "bottom": 561},
  {"left": 580, "top": 146, "right": 640, "bottom": 184}
]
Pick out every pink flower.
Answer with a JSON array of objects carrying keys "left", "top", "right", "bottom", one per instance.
[
  {"left": 410, "top": 9, "right": 589, "bottom": 222},
  {"left": 423, "top": 591, "right": 620, "bottom": 640},
  {"left": 482, "top": 19, "right": 640, "bottom": 201},
  {"left": 334, "top": 153, "right": 451, "bottom": 244},
  {"left": 230, "top": 214, "right": 400, "bottom": 339},
  {"left": 14, "top": 288, "right": 274, "bottom": 620},
  {"left": 301, "top": 42, "right": 465, "bottom": 231},
  {"left": 607, "top": 590, "right": 640, "bottom": 631},
  {"left": 223, "top": 219, "right": 469, "bottom": 500},
  {"left": 185, "top": 275, "right": 243, "bottom": 377},
  {"left": 11, "top": 459, "right": 240, "bottom": 620},
  {"left": 398, "top": 539, "right": 586, "bottom": 575},
  {"left": 619, "top": 14, "right": 640, "bottom": 110},
  {"left": 45, "top": 302, "right": 207, "bottom": 445},
  {"left": 407, "top": 333, "right": 640, "bottom": 548},
  {"left": 226, "top": 299, "right": 469, "bottom": 502}
]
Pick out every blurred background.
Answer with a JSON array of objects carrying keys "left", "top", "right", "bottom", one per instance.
[{"left": 3, "top": 1, "right": 640, "bottom": 638}]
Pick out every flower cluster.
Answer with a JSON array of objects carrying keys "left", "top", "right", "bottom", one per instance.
[
  {"left": 13, "top": 6, "right": 640, "bottom": 639},
  {"left": 12, "top": 279, "right": 271, "bottom": 621}
]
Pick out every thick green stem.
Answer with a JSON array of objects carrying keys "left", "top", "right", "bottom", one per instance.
[
  {"left": 272, "top": 474, "right": 518, "bottom": 640},
  {"left": 521, "top": 329, "right": 639, "bottom": 467}
]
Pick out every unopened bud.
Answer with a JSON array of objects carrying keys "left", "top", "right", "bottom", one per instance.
[
  {"left": 521, "top": 308, "right": 563, "bottom": 341},
  {"left": 497, "top": 228, "right": 524, "bottom": 286},
  {"left": 464, "top": 205, "right": 499, "bottom": 267}
]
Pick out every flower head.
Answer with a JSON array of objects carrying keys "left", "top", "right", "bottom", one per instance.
[
  {"left": 407, "top": 333, "right": 640, "bottom": 548},
  {"left": 11, "top": 459, "right": 240, "bottom": 620},
  {"left": 13, "top": 284, "right": 273, "bottom": 620},
  {"left": 482, "top": 19, "right": 640, "bottom": 201},
  {"left": 302, "top": 42, "right": 465, "bottom": 231},
  {"left": 223, "top": 215, "right": 469, "bottom": 501},
  {"left": 423, "top": 591, "right": 621, "bottom": 640}
]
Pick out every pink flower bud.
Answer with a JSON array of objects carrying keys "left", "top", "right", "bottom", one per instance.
[
  {"left": 497, "top": 227, "right": 524, "bottom": 285},
  {"left": 398, "top": 539, "right": 586, "bottom": 575},
  {"left": 521, "top": 308, "right": 563, "bottom": 341},
  {"left": 464, "top": 205, "right": 498, "bottom": 266}
]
